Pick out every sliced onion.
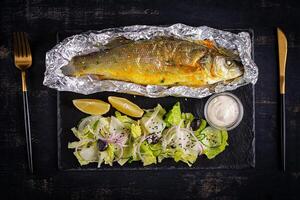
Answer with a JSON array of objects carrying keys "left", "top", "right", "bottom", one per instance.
[
  {"left": 78, "top": 115, "right": 102, "bottom": 132},
  {"left": 162, "top": 124, "right": 204, "bottom": 155},
  {"left": 181, "top": 128, "right": 204, "bottom": 155},
  {"left": 137, "top": 135, "right": 147, "bottom": 162},
  {"left": 162, "top": 133, "right": 175, "bottom": 150},
  {"left": 164, "top": 126, "right": 176, "bottom": 137},
  {"left": 162, "top": 127, "right": 176, "bottom": 142}
]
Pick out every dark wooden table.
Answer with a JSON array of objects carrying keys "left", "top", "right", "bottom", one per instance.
[{"left": 0, "top": 0, "right": 299, "bottom": 199}]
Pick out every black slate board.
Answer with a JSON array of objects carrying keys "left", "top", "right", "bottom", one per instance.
[
  {"left": 58, "top": 85, "right": 255, "bottom": 170},
  {"left": 57, "top": 30, "right": 255, "bottom": 170}
]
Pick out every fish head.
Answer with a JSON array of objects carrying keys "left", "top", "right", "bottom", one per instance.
[
  {"left": 61, "top": 52, "right": 100, "bottom": 77},
  {"left": 213, "top": 55, "right": 243, "bottom": 80}
]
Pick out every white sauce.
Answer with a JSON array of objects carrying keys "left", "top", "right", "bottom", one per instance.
[{"left": 207, "top": 95, "right": 239, "bottom": 127}]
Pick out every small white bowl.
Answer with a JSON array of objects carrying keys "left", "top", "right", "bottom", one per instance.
[{"left": 204, "top": 92, "right": 244, "bottom": 131}]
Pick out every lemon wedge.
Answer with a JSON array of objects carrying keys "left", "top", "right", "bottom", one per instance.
[
  {"left": 72, "top": 99, "right": 110, "bottom": 115},
  {"left": 108, "top": 96, "right": 144, "bottom": 118}
]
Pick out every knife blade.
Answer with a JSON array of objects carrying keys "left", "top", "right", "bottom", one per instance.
[{"left": 277, "top": 27, "right": 287, "bottom": 172}]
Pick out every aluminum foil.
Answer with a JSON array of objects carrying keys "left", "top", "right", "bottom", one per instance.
[{"left": 43, "top": 23, "right": 258, "bottom": 98}]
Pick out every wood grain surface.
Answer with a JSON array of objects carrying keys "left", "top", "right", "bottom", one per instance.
[{"left": 0, "top": 0, "right": 300, "bottom": 199}]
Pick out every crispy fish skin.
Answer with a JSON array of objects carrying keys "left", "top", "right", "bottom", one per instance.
[{"left": 62, "top": 37, "right": 243, "bottom": 87}]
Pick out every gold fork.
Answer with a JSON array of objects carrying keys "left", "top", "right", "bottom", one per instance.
[{"left": 13, "top": 32, "right": 33, "bottom": 173}]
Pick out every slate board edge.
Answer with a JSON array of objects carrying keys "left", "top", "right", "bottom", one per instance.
[{"left": 56, "top": 29, "right": 256, "bottom": 171}]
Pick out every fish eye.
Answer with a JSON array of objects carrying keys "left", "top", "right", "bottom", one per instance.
[{"left": 225, "top": 60, "right": 233, "bottom": 67}]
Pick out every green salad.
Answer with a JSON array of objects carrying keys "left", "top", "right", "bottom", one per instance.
[{"left": 68, "top": 102, "right": 228, "bottom": 167}]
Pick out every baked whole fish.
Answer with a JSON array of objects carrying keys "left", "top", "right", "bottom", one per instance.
[{"left": 61, "top": 37, "right": 243, "bottom": 87}]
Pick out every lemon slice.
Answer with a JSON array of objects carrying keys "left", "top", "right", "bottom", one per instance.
[
  {"left": 72, "top": 99, "right": 110, "bottom": 115},
  {"left": 108, "top": 96, "right": 144, "bottom": 118}
]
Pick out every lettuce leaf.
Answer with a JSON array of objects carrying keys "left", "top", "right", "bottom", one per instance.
[
  {"left": 141, "top": 104, "right": 166, "bottom": 135},
  {"left": 117, "top": 158, "right": 129, "bottom": 166},
  {"left": 115, "top": 111, "right": 134, "bottom": 122},
  {"left": 140, "top": 141, "right": 157, "bottom": 166},
  {"left": 131, "top": 123, "right": 142, "bottom": 138},
  {"left": 181, "top": 113, "right": 194, "bottom": 128},
  {"left": 160, "top": 124, "right": 202, "bottom": 166},
  {"left": 68, "top": 141, "right": 80, "bottom": 149},
  {"left": 73, "top": 142, "right": 98, "bottom": 166},
  {"left": 71, "top": 127, "right": 94, "bottom": 140},
  {"left": 199, "top": 127, "right": 228, "bottom": 159},
  {"left": 164, "top": 102, "right": 194, "bottom": 128},
  {"left": 194, "top": 119, "right": 207, "bottom": 141},
  {"left": 68, "top": 139, "right": 93, "bottom": 149},
  {"left": 74, "top": 151, "right": 90, "bottom": 166},
  {"left": 173, "top": 148, "right": 198, "bottom": 166},
  {"left": 103, "top": 144, "right": 115, "bottom": 166},
  {"left": 157, "top": 147, "right": 198, "bottom": 166},
  {"left": 149, "top": 143, "right": 162, "bottom": 157},
  {"left": 164, "top": 102, "right": 181, "bottom": 127},
  {"left": 157, "top": 148, "right": 175, "bottom": 163}
]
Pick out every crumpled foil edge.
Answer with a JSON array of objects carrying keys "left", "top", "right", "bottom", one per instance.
[{"left": 43, "top": 23, "right": 258, "bottom": 98}]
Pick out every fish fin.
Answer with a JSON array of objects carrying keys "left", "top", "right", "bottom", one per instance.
[
  {"left": 104, "top": 37, "right": 134, "bottom": 49},
  {"left": 197, "top": 39, "right": 241, "bottom": 61},
  {"left": 95, "top": 75, "right": 105, "bottom": 80},
  {"left": 83, "top": 74, "right": 105, "bottom": 80},
  {"left": 217, "top": 47, "right": 241, "bottom": 61},
  {"left": 199, "top": 39, "right": 217, "bottom": 49}
]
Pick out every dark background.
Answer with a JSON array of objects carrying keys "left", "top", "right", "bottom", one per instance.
[{"left": 0, "top": 0, "right": 300, "bottom": 199}]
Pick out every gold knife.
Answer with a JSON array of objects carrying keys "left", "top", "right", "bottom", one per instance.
[{"left": 277, "top": 27, "right": 287, "bottom": 171}]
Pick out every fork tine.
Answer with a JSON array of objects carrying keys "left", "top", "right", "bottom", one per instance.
[
  {"left": 13, "top": 32, "right": 32, "bottom": 69},
  {"left": 23, "top": 32, "right": 31, "bottom": 58},
  {"left": 13, "top": 32, "right": 20, "bottom": 58},
  {"left": 16, "top": 32, "right": 23, "bottom": 57},
  {"left": 19, "top": 32, "right": 27, "bottom": 58}
]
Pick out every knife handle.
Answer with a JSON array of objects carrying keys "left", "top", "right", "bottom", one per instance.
[{"left": 280, "top": 94, "right": 286, "bottom": 171}]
